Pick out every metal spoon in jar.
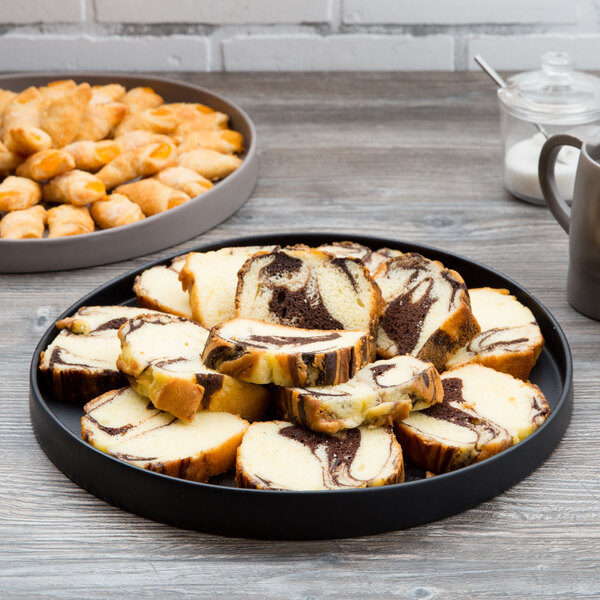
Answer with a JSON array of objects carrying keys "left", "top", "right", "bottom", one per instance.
[{"left": 474, "top": 54, "right": 552, "bottom": 139}]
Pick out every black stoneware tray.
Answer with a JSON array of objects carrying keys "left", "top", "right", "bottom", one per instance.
[
  {"left": 29, "top": 233, "right": 573, "bottom": 540},
  {"left": 0, "top": 73, "right": 257, "bottom": 273}
]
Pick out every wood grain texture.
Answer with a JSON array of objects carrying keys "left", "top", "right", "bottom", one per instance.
[{"left": 1, "top": 72, "right": 599, "bottom": 599}]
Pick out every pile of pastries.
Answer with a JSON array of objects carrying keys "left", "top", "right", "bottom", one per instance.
[
  {"left": 0, "top": 80, "right": 244, "bottom": 239},
  {"left": 39, "top": 241, "right": 550, "bottom": 491}
]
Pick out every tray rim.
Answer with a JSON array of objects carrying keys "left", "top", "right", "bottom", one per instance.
[
  {"left": 29, "top": 232, "right": 574, "bottom": 538},
  {"left": 0, "top": 72, "right": 257, "bottom": 272}
]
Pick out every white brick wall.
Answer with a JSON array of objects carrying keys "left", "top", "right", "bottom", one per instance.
[
  {"left": 0, "top": 34, "right": 208, "bottom": 71},
  {"left": 0, "top": 0, "right": 82, "bottom": 24},
  {"left": 0, "top": 0, "right": 597, "bottom": 71},
  {"left": 96, "top": 0, "right": 331, "bottom": 25},
  {"left": 223, "top": 34, "right": 454, "bottom": 71},
  {"left": 344, "top": 0, "right": 577, "bottom": 25}
]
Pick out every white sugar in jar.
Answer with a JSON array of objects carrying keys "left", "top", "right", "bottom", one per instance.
[
  {"left": 504, "top": 132, "right": 579, "bottom": 202},
  {"left": 497, "top": 52, "right": 600, "bottom": 205}
]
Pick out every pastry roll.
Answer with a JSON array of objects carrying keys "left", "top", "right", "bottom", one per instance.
[
  {"left": 112, "top": 106, "right": 178, "bottom": 137},
  {"left": 90, "top": 193, "right": 146, "bottom": 228},
  {"left": 16, "top": 149, "right": 75, "bottom": 181},
  {"left": 173, "top": 111, "right": 230, "bottom": 141},
  {"left": 179, "top": 130, "right": 244, "bottom": 154},
  {"left": 96, "top": 141, "right": 177, "bottom": 189},
  {"left": 114, "top": 130, "right": 175, "bottom": 153},
  {"left": 121, "top": 87, "right": 163, "bottom": 112},
  {"left": 74, "top": 101, "right": 127, "bottom": 142},
  {"left": 43, "top": 170, "right": 106, "bottom": 206},
  {"left": 0, "top": 141, "right": 24, "bottom": 174},
  {"left": 154, "top": 166, "right": 213, "bottom": 197},
  {"left": 40, "top": 83, "right": 92, "bottom": 147},
  {"left": 0, "top": 204, "right": 46, "bottom": 239},
  {"left": 115, "top": 179, "right": 189, "bottom": 216},
  {"left": 0, "top": 176, "right": 42, "bottom": 211},
  {"left": 47, "top": 204, "right": 95, "bottom": 238},
  {"left": 0, "top": 89, "right": 16, "bottom": 129},
  {"left": 3, "top": 87, "right": 52, "bottom": 155},
  {"left": 63, "top": 140, "right": 121, "bottom": 171},
  {"left": 178, "top": 149, "right": 242, "bottom": 181},
  {"left": 38, "top": 80, "right": 77, "bottom": 101},
  {"left": 90, "top": 84, "right": 126, "bottom": 105}
]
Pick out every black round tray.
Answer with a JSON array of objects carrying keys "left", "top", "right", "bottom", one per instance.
[{"left": 29, "top": 233, "right": 573, "bottom": 540}]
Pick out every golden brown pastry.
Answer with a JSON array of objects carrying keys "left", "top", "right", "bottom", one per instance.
[
  {"left": 90, "top": 193, "right": 146, "bottom": 228},
  {"left": 74, "top": 101, "right": 127, "bottom": 142},
  {"left": 0, "top": 204, "right": 46, "bottom": 239},
  {"left": 16, "top": 149, "right": 75, "bottom": 181},
  {"left": 112, "top": 106, "right": 178, "bottom": 137},
  {"left": 43, "top": 170, "right": 106, "bottom": 206},
  {"left": 179, "top": 130, "right": 244, "bottom": 154},
  {"left": 63, "top": 140, "right": 121, "bottom": 171},
  {"left": 154, "top": 166, "right": 213, "bottom": 197},
  {"left": 40, "top": 83, "right": 92, "bottom": 147},
  {"left": 0, "top": 176, "right": 42, "bottom": 211},
  {"left": 115, "top": 179, "right": 189, "bottom": 216},
  {"left": 90, "top": 84, "right": 126, "bottom": 105},
  {"left": 121, "top": 86, "right": 164, "bottom": 111},
  {"left": 38, "top": 80, "right": 76, "bottom": 101},
  {"left": 96, "top": 141, "right": 177, "bottom": 189},
  {"left": 169, "top": 103, "right": 229, "bottom": 140},
  {"left": 0, "top": 141, "right": 24, "bottom": 174},
  {"left": 0, "top": 89, "right": 16, "bottom": 128},
  {"left": 47, "top": 204, "right": 95, "bottom": 238},
  {"left": 114, "top": 130, "right": 175, "bottom": 153},
  {"left": 178, "top": 148, "right": 242, "bottom": 180},
  {"left": 3, "top": 87, "right": 52, "bottom": 155}
]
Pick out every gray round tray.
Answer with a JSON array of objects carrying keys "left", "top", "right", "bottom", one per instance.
[{"left": 0, "top": 73, "right": 257, "bottom": 273}]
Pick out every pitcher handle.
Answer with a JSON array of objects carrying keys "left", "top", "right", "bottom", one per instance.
[{"left": 538, "top": 133, "right": 582, "bottom": 234}]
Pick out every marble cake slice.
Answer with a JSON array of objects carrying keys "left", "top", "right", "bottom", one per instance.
[
  {"left": 445, "top": 287, "right": 544, "bottom": 380},
  {"left": 236, "top": 420, "right": 404, "bottom": 490},
  {"left": 39, "top": 305, "right": 164, "bottom": 402},
  {"left": 133, "top": 253, "right": 193, "bottom": 319},
  {"left": 178, "top": 245, "right": 276, "bottom": 328},
  {"left": 117, "top": 313, "right": 270, "bottom": 423},
  {"left": 81, "top": 387, "right": 249, "bottom": 482},
  {"left": 202, "top": 317, "right": 372, "bottom": 387},
  {"left": 373, "top": 252, "right": 480, "bottom": 371},
  {"left": 235, "top": 246, "right": 384, "bottom": 339},
  {"left": 395, "top": 364, "right": 550, "bottom": 473},
  {"left": 318, "top": 241, "right": 403, "bottom": 275},
  {"left": 275, "top": 355, "right": 443, "bottom": 434}
]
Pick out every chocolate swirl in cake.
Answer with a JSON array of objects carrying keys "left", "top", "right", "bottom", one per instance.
[
  {"left": 279, "top": 425, "right": 370, "bottom": 487},
  {"left": 259, "top": 251, "right": 344, "bottom": 330},
  {"left": 374, "top": 253, "right": 479, "bottom": 369},
  {"left": 381, "top": 277, "right": 436, "bottom": 355},
  {"left": 465, "top": 327, "right": 531, "bottom": 353},
  {"left": 418, "top": 377, "right": 511, "bottom": 442}
]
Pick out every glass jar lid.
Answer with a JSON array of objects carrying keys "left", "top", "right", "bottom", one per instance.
[{"left": 498, "top": 52, "right": 600, "bottom": 125}]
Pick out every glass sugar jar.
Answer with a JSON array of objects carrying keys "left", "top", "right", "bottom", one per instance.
[{"left": 498, "top": 51, "right": 600, "bottom": 205}]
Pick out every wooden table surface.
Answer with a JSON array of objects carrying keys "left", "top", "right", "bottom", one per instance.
[{"left": 1, "top": 72, "right": 599, "bottom": 599}]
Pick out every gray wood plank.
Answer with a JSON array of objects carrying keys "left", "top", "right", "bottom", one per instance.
[{"left": 1, "top": 72, "right": 599, "bottom": 600}]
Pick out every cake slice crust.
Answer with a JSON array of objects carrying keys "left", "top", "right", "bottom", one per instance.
[
  {"left": 396, "top": 364, "right": 550, "bottom": 473},
  {"left": 39, "top": 305, "right": 164, "bottom": 402},
  {"left": 133, "top": 254, "right": 193, "bottom": 319},
  {"left": 276, "top": 355, "right": 442, "bottom": 433},
  {"left": 202, "top": 317, "right": 373, "bottom": 387},
  {"left": 235, "top": 246, "right": 384, "bottom": 338},
  {"left": 236, "top": 420, "right": 404, "bottom": 490},
  {"left": 445, "top": 288, "right": 544, "bottom": 380},
  {"left": 373, "top": 253, "right": 480, "bottom": 370},
  {"left": 81, "top": 387, "right": 249, "bottom": 482},
  {"left": 117, "top": 313, "right": 270, "bottom": 423}
]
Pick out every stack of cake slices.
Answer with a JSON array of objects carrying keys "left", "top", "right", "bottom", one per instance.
[{"left": 40, "top": 241, "right": 550, "bottom": 489}]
